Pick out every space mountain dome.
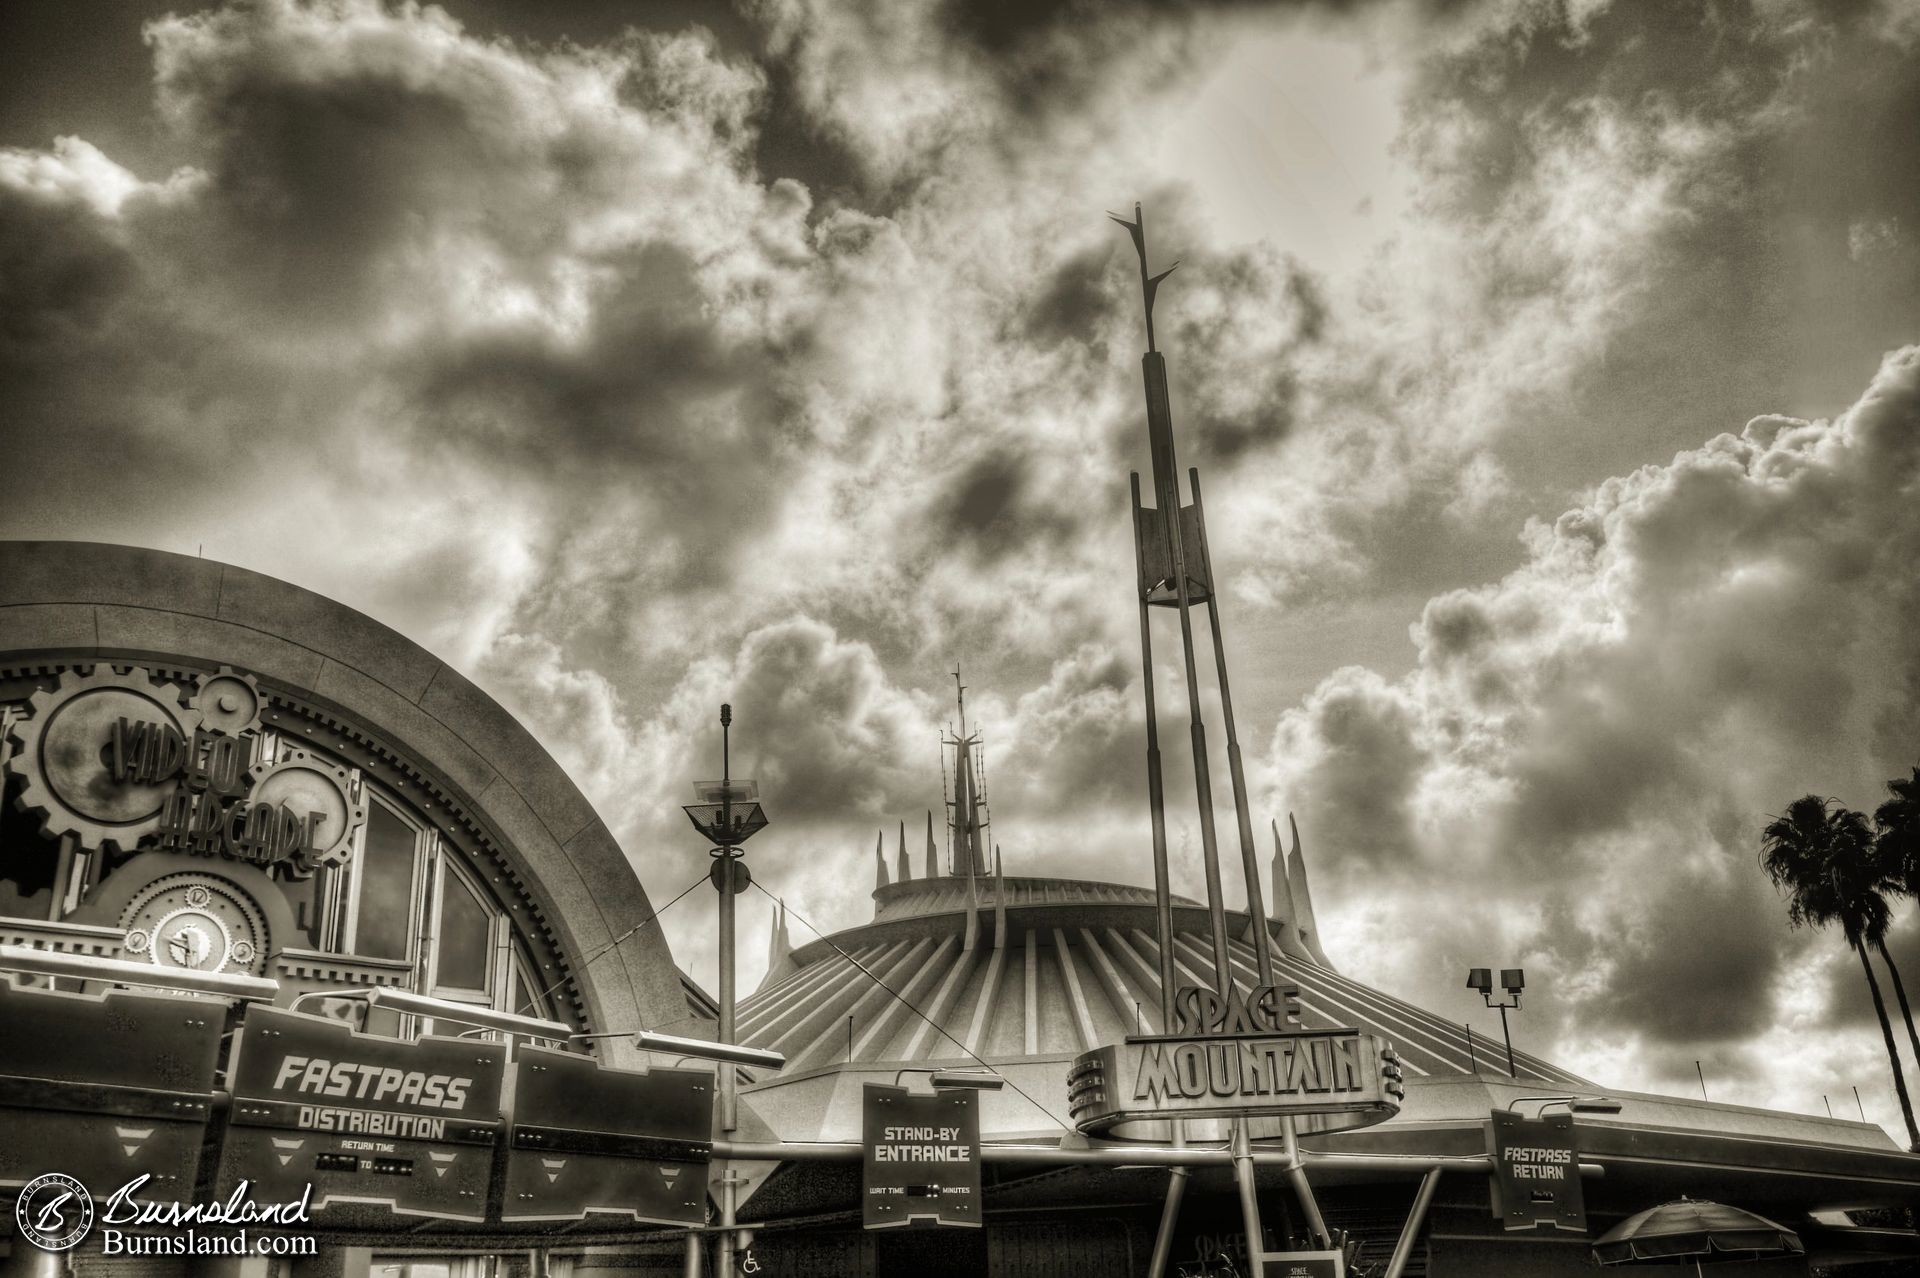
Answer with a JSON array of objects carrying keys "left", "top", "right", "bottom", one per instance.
[
  {"left": 739, "top": 811, "right": 1585, "bottom": 1091},
  {"left": 733, "top": 677, "right": 1584, "bottom": 1099},
  {"left": 718, "top": 680, "right": 1918, "bottom": 1253}
]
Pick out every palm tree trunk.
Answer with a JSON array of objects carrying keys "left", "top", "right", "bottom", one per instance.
[
  {"left": 1875, "top": 939, "right": 1920, "bottom": 1095},
  {"left": 1858, "top": 942, "right": 1920, "bottom": 1149}
]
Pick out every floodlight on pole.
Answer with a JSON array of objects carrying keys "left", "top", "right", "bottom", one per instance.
[
  {"left": 687, "top": 702, "right": 767, "bottom": 1278},
  {"left": 1467, "top": 964, "right": 1524, "bottom": 1077}
]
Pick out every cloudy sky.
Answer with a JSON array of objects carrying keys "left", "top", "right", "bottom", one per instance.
[{"left": 5, "top": 0, "right": 1920, "bottom": 1130}]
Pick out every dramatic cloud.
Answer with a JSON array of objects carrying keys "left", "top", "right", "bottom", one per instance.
[
  {"left": 1268, "top": 346, "right": 1920, "bottom": 1111},
  {"left": 5, "top": 0, "right": 1920, "bottom": 1128}
]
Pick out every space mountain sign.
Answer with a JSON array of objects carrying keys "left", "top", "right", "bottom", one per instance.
[{"left": 1067, "top": 983, "right": 1405, "bottom": 1137}]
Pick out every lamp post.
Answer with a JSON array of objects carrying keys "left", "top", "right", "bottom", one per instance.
[
  {"left": 682, "top": 704, "right": 769, "bottom": 1278},
  {"left": 1467, "top": 967, "right": 1524, "bottom": 1077}
]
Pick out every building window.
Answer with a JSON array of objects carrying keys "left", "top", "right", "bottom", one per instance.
[
  {"left": 346, "top": 798, "right": 423, "bottom": 962},
  {"left": 432, "top": 859, "right": 496, "bottom": 998}
]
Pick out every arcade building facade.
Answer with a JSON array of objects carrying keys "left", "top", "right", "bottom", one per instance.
[{"left": 0, "top": 539, "right": 706, "bottom": 1278}]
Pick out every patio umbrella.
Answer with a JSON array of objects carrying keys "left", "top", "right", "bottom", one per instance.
[{"left": 1591, "top": 1197, "right": 1805, "bottom": 1273}]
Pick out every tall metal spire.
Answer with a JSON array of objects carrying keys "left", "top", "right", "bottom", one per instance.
[
  {"left": 943, "top": 667, "right": 991, "bottom": 877},
  {"left": 1114, "top": 203, "right": 1275, "bottom": 996}
]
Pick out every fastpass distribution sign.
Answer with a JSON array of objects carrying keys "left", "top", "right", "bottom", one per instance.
[{"left": 216, "top": 1006, "right": 506, "bottom": 1222}]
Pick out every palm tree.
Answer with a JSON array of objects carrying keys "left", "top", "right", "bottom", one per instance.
[
  {"left": 1872, "top": 767, "right": 1920, "bottom": 1097},
  {"left": 1875, "top": 767, "right": 1920, "bottom": 884},
  {"left": 1760, "top": 795, "right": 1919, "bottom": 1148}
]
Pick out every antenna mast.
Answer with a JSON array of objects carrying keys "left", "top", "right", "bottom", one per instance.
[{"left": 1111, "top": 202, "right": 1275, "bottom": 997}]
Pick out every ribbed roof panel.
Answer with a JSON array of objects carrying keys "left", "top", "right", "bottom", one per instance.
[{"left": 738, "top": 885, "right": 1588, "bottom": 1087}]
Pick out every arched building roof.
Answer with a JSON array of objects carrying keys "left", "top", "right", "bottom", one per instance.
[{"left": 0, "top": 540, "right": 687, "bottom": 1058}]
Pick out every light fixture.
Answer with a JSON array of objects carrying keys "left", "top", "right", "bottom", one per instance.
[
  {"left": 1511, "top": 1093, "right": 1623, "bottom": 1118},
  {"left": 631, "top": 1029, "right": 786, "bottom": 1071},
  {"left": 286, "top": 985, "right": 573, "bottom": 1038},
  {"left": 1466, "top": 964, "right": 1524, "bottom": 1077},
  {"left": 0, "top": 943, "right": 279, "bottom": 1001},
  {"left": 360, "top": 988, "right": 574, "bottom": 1038},
  {"left": 891, "top": 1066, "right": 1006, "bottom": 1091}
]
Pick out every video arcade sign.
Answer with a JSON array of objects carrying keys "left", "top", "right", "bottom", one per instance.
[
  {"left": 215, "top": 1006, "right": 506, "bottom": 1222},
  {"left": 1067, "top": 982, "right": 1405, "bottom": 1138}
]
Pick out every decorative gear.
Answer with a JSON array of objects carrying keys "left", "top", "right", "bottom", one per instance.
[
  {"left": 119, "top": 871, "right": 268, "bottom": 976},
  {"left": 190, "top": 666, "right": 264, "bottom": 738},
  {"left": 5, "top": 666, "right": 203, "bottom": 852},
  {"left": 248, "top": 747, "right": 367, "bottom": 873}
]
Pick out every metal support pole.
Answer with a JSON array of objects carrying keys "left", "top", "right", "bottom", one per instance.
[
  {"left": 1280, "top": 1118, "right": 1330, "bottom": 1249},
  {"left": 1189, "top": 468, "right": 1274, "bottom": 986},
  {"left": 1132, "top": 473, "right": 1179, "bottom": 1022},
  {"left": 683, "top": 1230, "right": 704, "bottom": 1278},
  {"left": 715, "top": 707, "right": 740, "bottom": 1277},
  {"left": 1141, "top": 347, "right": 1233, "bottom": 993},
  {"left": 704, "top": 1138, "right": 1604, "bottom": 1177},
  {"left": 1499, "top": 1004, "right": 1515, "bottom": 1077},
  {"left": 714, "top": 858, "right": 741, "bottom": 1277},
  {"left": 1147, "top": 1159, "right": 1190, "bottom": 1278},
  {"left": 1383, "top": 1168, "right": 1442, "bottom": 1278},
  {"left": 1231, "top": 1118, "right": 1268, "bottom": 1276}
]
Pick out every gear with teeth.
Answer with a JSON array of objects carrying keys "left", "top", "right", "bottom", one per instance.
[
  {"left": 5, "top": 666, "right": 204, "bottom": 852},
  {"left": 248, "top": 747, "right": 367, "bottom": 872},
  {"left": 191, "top": 666, "right": 264, "bottom": 737}
]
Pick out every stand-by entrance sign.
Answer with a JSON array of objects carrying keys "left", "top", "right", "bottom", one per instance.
[
  {"left": 215, "top": 1006, "right": 506, "bottom": 1222},
  {"left": 861, "top": 1083, "right": 981, "bottom": 1228},
  {"left": 1488, "top": 1108, "right": 1586, "bottom": 1233}
]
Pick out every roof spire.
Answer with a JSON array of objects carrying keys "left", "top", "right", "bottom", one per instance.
[
  {"left": 1270, "top": 817, "right": 1307, "bottom": 961},
  {"left": 873, "top": 829, "right": 889, "bottom": 893},
  {"left": 943, "top": 667, "right": 991, "bottom": 877},
  {"left": 1286, "top": 813, "right": 1333, "bottom": 969},
  {"left": 925, "top": 810, "right": 938, "bottom": 878},
  {"left": 896, "top": 819, "right": 910, "bottom": 882},
  {"left": 754, "top": 898, "right": 797, "bottom": 994},
  {"left": 992, "top": 844, "right": 1007, "bottom": 950}
]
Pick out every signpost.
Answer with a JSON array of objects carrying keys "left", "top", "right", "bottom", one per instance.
[
  {"left": 0, "top": 979, "right": 224, "bottom": 1196},
  {"left": 1263, "top": 1251, "right": 1344, "bottom": 1278},
  {"left": 1067, "top": 983, "right": 1405, "bottom": 1141},
  {"left": 861, "top": 1083, "right": 982, "bottom": 1229},
  {"left": 500, "top": 1043, "right": 712, "bottom": 1224},
  {"left": 215, "top": 1005, "right": 506, "bottom": 1222},
  {"left": 1488, "top": 1109, "right": 1586, "bottom": 1233}
]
